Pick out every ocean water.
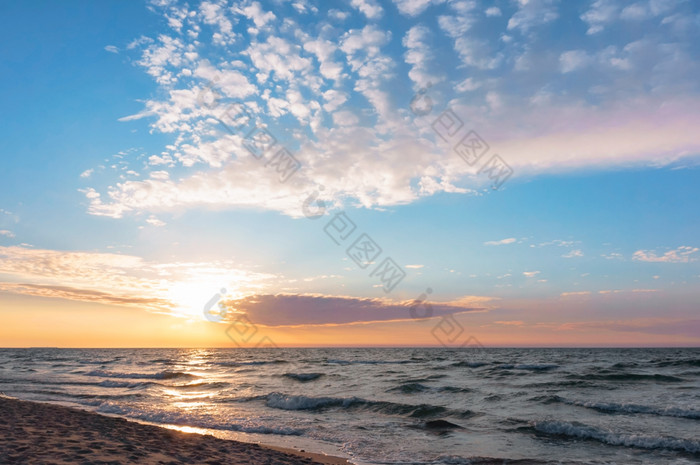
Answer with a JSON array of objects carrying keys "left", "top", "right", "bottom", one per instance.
[{"left": 0, "top": 348, "right": 698, "bottom": 464}]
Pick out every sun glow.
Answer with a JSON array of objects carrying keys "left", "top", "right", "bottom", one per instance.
[{"left": 166, "top": 280, "right": 241, "bottom": 321}]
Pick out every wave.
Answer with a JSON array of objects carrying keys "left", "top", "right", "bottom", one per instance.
[
  {"left": 98, "top": 380, "right": 160, "bottom": 389},
  {"left": 494, "top": 364, "right": 559, "bottom": 371},
  {"left": 326, "top": 359, "right": 415, "bottom": 365},
  {"left": 282, "top": 373, "right": 324, "bottom": 382},
  {"left": 265, "top": 392, "right": 465, "bottom": 419},
  {"left": 387, "top": 382, "right": 430, "bottom": 394},
  {"left": 387, "top": 383, "right": 471, "bottom": 394},
  {"left": 216, "top": 360, "right": 288, "bottom": 367},
  {"left": 451, "top": 361, "right": 487, "bottom": 368},
  {"left": 85, "top": 369, "right": 198, "bottom": 380},
  {"left": 171, "top": 381, "right": 230, "bottom": 391},
  {"left": 654, "top": 359, "right": 700, "bottom": 368},
  {"left": 552, "top": 397, "right": 700, "bottom": 420},
  {"left": 531, "top": 420, "right": 700, "bottom": 453},
  {"left": 568, "top": 372, "right": 685, "bottom": 383},
  {"left": 96, "top": 402, "right": 304, "bottom": 436}
]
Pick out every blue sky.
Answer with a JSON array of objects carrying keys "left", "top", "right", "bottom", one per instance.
[{"left": 1, "top": 0, "right": 699, "bottom": 347}]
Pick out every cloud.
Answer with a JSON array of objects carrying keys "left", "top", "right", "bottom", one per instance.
[
  {"left": 219, "top": 293, "right": 493, "bottom": 326},
  {"left": 0, "top": 283, "right": 174, "bottom": 312},
  {"left": 562, "top": 249, "right": 584, "bottom": 258},
  {"left": 392, "top": 0, "right": 444, "bottom": 16},
  {"left": 80, "top": 169, "right": 94, "bottom": 178},
  {"left": 602, "top": 252, "right": 623, "bottom": 260},
  {"left": 494, "top": 320, "right": 524, "bottom": 326},
  {"left": 0, "top": 246, "right": 275, "bottom": 317},
  {"left": 104, "top": 45, "right": 119, "bottom": 54},
  {"left": 405, "top": 264, "right": 424, "bottom": 269},
  {"left": 598, "top": 289, "right": 659, "bottom": 294},
  {"left": 350, "top": 0, "right": 383, "bottom": 19},
  {"left": 145, "top": 215, "right": 166, "bottom": 227},
  {"left": 559, "top": 50, "right": 592, "bottom": 73},
  {"left": 84, "top": 0, "right": 700, "bottom": 222},
  {"left": 580, "top": 0, "right": 619, "bottom": 34},
  {"left": 523, "top": 271, "right": 540, "bottom": 278},
  {"left": 0, "top": 230, "right": 15, "bottom": 238},
  {"left": 484, "top": 238, "right": 516, "bottom": 246},
  {"left": 485, "top": 7, "right": 502, "bottom": 17},
  {"left": 403, "top": 25, "right": 440, "bottom": 89},
  {"left": 632, "top": 246, "right": 699, "bottom": 263},
  {"left": 560, "top": 291, "right": 591, "bottom": 298},
  {"left": 507, "top": 0, "right": 559, "bottom": 34},
  {"left": 238, "top": 1, "right": 276, "bottom": 28}
]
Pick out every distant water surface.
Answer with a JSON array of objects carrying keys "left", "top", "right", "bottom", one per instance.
[{"left": 0, "top": 348, "right": 698, "bottom": 464}]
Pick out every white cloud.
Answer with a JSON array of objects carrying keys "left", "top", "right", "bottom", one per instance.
[
  {"left": 403, "top": 25, "right": 439, "bottom": 89},
  {"left": 485, "top": 7, "right": 501, "bottom": 17},
  {"left": 104, "top": 45, "right": 119, "bottom": 54},
  {"left": 84, "top": 0, "right": 700, "bottom": 222},
  {"left": 0, "top": 230, "right": 15, "bottom": 238},
  {"left": 303, "top": 39, "right": 344, "bottom": 81},
  {"left": 507, "top": 0, "right": 559, "bottom": 34},
  {"left": 332, "top": 110, "right": 359, "bottom": 126},
  {"left": 239, "top": 1, "right": 275, "bottom": 28},
  {"left": 523, "top": 271, "right": 541, "bottom": 278},
  {"left": 405, "top": 264, "right": 424, "bottom": 269},
  {"left": 580, "top": 0, "right": 619, "bottom": 34},
  {"left": 392, "top": 0, "right": 444, "bottom": 16},
  {"left": 484, "top": 238, "right": 516, "bottom": 246},
  {"left": 562, "top": 249, "right": 584, "bottom": 258},
  {"left": 620, "top": 2, "right": 651, "bottom": 21},
  {"left": 455, "top": 77, "right": 480, "bottom": 92},
  {"left": 632, "top": 246, "right": 699, "bottom": 263},
  {"left": 559, "top": 50, "right": 592, "bottom": 73},
  {"left": 149, "top": 170, "right": 170, "bottom": 180},
  {"left": 322, "top": 89, "right": 348, "bottom": 112},
  {"left": 350, "top": 0, "right": 383, "bottom": 19},
  {"left": 145, "top": 215, "right": 166, "bottom": 227},
  {"left": 80, "top": 169, "right": 94, "bottom": 178},
  {"left": 602, "top": 252, "right": 624, "bottom": 260}
]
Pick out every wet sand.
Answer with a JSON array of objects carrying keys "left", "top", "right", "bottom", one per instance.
[{"left": 0, "top": 397, "right": 349, "bottom": 465}]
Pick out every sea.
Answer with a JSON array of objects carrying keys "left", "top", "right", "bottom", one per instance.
[{"left": 0, "top": 348, "right": 698, "bottom": 465}]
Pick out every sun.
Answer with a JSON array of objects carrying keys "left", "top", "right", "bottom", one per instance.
[{"left": 166, "top": 280, "right": 238, "bottom": 321}]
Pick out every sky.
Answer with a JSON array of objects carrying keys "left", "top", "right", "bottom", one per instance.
[{"left": 0, "top": 0, "right": 699, "bottom": 347}]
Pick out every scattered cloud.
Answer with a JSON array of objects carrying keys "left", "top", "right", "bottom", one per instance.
[
  {"left": 484, "top": 237, "right": 516, "bottom": 246},
  {"left": 80, "top": 169, "right": 94, "bottom": 178},
  {"left": 0, "top": 230, "right": 15, "bottom": 238},
  {"left": 602, "top": 252, "right": 624, "bottom": 260},
  {"left": 560, "top": 291, "right": 591, "bottom": 298},
  {"left": 350, "top": 0, "right": 383, "bottom": 20},
  {"left": 494, "top": 320, "right": 523, "bottom": 326},
  {"left": 523, "top": 271, "right": 540, "bottom": 278},
  {"left": 632, "top": 246, "right": 699, "bottom": 263},
  {"left": 81, "top": 0, "right": 700, "bottom": 220},
  {"left": 485, "top": 7, "right": 502, "bottom": 17},
  {"left": 104, "top": 45, "right": 119, "bottom": 54},
  {"left": 562, "top": 249, "right": 584, "bottom": 258},
  {"left": 405, "top": 264, "right": 424, "bottom": 269},
  {"left": 145, "top": 215, "right": 166, "bottom": 227}
]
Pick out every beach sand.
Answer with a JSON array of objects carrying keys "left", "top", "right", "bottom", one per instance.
[{"left": 0, "top": 397, "right": 349, "bottom": 465}]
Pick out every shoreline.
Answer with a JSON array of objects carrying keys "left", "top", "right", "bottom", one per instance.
[{"left": 0, "top": 396, "right": 351, "bottom": 465}]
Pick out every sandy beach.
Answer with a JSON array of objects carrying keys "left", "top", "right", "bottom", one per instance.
[{"left": 0, "top": 397, "right": 348, "bottom": 465}]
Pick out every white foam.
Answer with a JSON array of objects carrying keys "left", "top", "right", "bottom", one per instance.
[{"left": 532, "top": 420, "right": 700, "bottom": 453}]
